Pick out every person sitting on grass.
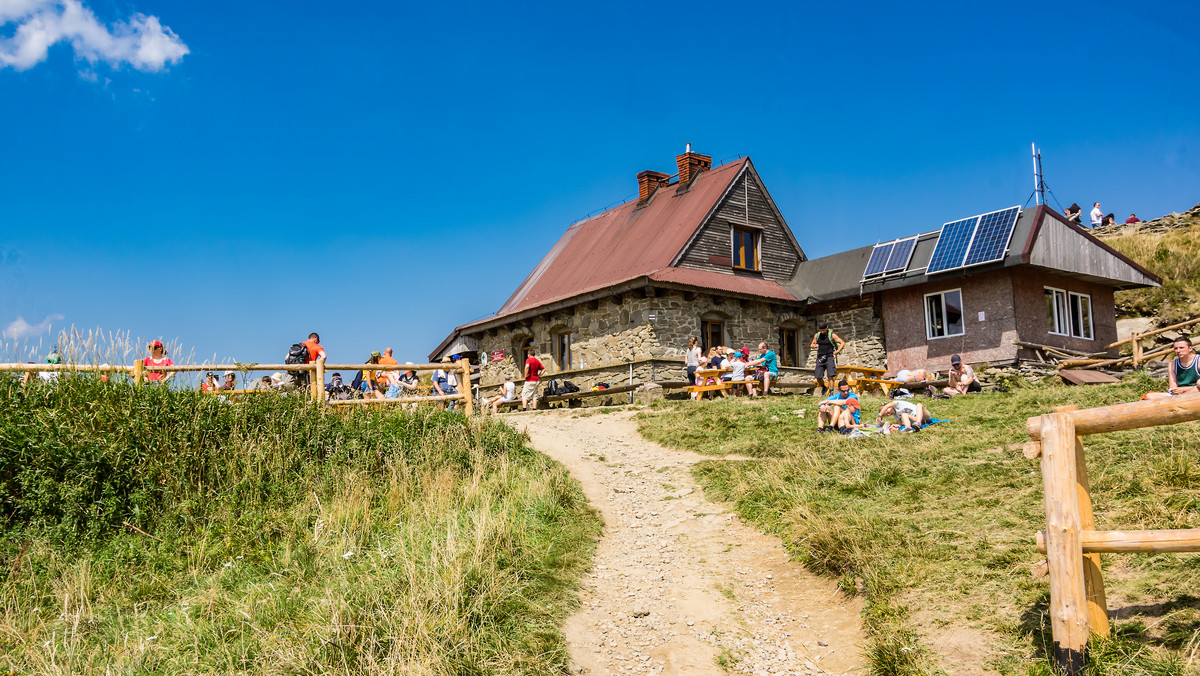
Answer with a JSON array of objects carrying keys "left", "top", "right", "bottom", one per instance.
[
  {"left": 943, "top": 354, "right": 980, "bottom": 396},
  {"left": 878, "top": 399, "right": 932, "bottom": 431},
  {"left": 816, "top": 380, "right": 860, "bottom": 434},
  {"left": 485, "top": 375, "right": 518, "bottom": 413},
  {"left": 1144, "top": 336, "right": 1200, "bottom": 399}
]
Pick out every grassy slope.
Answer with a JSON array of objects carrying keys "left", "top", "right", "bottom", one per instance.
[
  {"left": 637, "top": 379, "right": 1200, "bottom": 675},
  {"left": 0, "top": 377, "right": 600, "bottom": 675},
  {"left": 1102, "top": 218, "right": 1200, "bottom": 323}
]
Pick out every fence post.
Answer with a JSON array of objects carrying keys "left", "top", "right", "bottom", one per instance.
[
  {"left": 313, "top": 360, "right": 325, "bottom": 404},
  {"left": 457, "top": 358, "right": 473, "bottom": 417},
  {"left": 1132, "top": 333, "right": 1142, "bottom": 367},
  {"left": 1040, "top": 412, "right": 1089, "bottom": 674},
  {"left": 133, "top": 359, "right": 145, "bottom": 386}
]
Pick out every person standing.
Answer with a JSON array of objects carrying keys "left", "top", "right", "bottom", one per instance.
[
  {"left": 1089, "top": 202, "right": 1103, "bottom": 228},
  {"left": 145, "top": 340, "right": 174, "bottom": 383},
  {"left": 685, "top": 336, "right": 701, "bottom": 392},
  {"left": 809, "top": 321, "right": 845, "bottom": 395},
  {"left": 522, "top": 349, "right": 545, "bottom": 410}
]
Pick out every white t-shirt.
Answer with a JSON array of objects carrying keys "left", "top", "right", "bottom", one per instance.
[
  {"left": 891, "top": 399, "right": 919, "bottom": 420},
  {"left": 501, "top": 381, "right": 516, "bottom": 401},
  {"left": 38, "top": 371, "right": 59, "bottom": 382},
  {"left": 728, "top": 360, "right": 745, "bottom": 380},
  {"left": 1090, "top": 207, "right": 1102, "bottom": 225}
]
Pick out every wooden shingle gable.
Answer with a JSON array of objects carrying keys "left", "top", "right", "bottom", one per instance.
[
  {"left": 1023, "top": 208, "right": 1160, "bottom": 289},
  {"left": 670, "top": 160, "right": 807, "bottom": 283}
]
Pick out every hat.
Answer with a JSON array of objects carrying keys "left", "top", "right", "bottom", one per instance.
[
  {"left": 270, "top": 372, "right": 284, "bottom": 383},
  {"left": 224, "top": 370, "right": 235, "bottom": 377},
  {"left": 441, "top": 356, "right": 452, "bottom": 363},
  {"left": 741, "top": 347, "right": 750, "bottom": 358},
  {"left": 726, "top": 348, "right": 735, "bottom": 356},
  {"left": 370, "top": 351, "right": 381, "bottom": 358},
  {"left": 148, "top": 340, "right": 164, "bottom": 349},
  {"left": 950, "top": 354, "right": 962, "bottom": 366}
]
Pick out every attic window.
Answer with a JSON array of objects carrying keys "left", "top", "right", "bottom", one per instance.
[{"left": 732, "top": 227, "right": 760, "bottom": 272}]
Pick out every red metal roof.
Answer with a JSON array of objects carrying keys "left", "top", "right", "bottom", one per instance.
[{"left": 493, "top": 158, "right": 788, "bottom": 317}]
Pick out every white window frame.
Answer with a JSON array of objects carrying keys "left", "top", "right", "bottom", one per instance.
[
  {"left": 1045, "top": 287, "right": 1094, "bottom": 340},
  {"left": 924, "top": 288, "right": 965, "bottom": 340}
]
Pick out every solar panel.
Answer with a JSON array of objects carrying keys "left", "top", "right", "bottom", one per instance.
[
  {"left": 926, "top": 216, "right": 979, "bottom": 274},
  {"left": 884, "top": 237, "right": 917, "bottom": 272},
  {"left": 863, "top": 242, "right": 895, "bottom": 278},
  {"left": 926, "top": 206, "right": 1022, "bottom": 274},
  {"left": 962, "top": 206, "right": 1021, "bottom": 267}
]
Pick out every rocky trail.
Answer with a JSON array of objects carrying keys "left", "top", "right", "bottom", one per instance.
[{"left": 513, "top": 409, "right": 864, "bottom": 675}]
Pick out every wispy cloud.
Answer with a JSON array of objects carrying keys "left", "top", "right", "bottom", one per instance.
[
  {"left": 3, "top": 313, "right": 64, "bottom": 339},
  {"left": 0, "top": 0, "right": 187, "bottom": 72}
]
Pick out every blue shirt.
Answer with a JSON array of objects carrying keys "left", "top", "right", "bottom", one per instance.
[
  {"left": 827, "top": 391, "right": 860, "bottom": 423},
  {"left": 759, "top": 350, "right": 778, "bottom": 375}
]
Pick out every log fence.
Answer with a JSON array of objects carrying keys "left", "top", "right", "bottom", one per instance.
[
  {"left": 1026, "top": 394, "right": 1200, "bottom": 673},
  {"left": 0, "top": 358, "right": 475, "bottom": 416},
  {"left": 1058, "top": 316, "right": 1200, "bottom": 370}
]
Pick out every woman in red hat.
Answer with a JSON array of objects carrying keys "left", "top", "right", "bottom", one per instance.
[{"left": 145, "top": 340, "right": 174, "bottom": 382}]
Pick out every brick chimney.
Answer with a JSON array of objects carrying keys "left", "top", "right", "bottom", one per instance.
[
  {"left": 675, "top": 144, "right": 712, "bottom": 185},
  {"left": 637, "top": 170, "right": 671, "bottom": 201}
]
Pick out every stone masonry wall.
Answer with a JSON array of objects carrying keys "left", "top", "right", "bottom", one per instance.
[{"left": 803, "top": 304, "right": 887, "bottom": 370}]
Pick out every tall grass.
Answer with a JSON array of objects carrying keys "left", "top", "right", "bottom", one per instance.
[
  {"left": 0, "top": 375, "right": 599, "bottom": 674},
  {"left": 637, "top": 377, "right": 1200, "bottom": 675}
]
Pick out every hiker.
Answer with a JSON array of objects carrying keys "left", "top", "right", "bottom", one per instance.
[
  {"left": 253, "top": 375, "right": 273, "bottom": 390},
  {"left": 810, "top": 321, "right": 845, "bottom": 395},
  {"left": 1089, "top": 202, "right": 1103, "bottom": 228},
  {"left": 485, "top": 375, "right": 518, "bottom": 413},
  {"left": 326, "top": 372, "right": 353, "bottom": 400},
  {"left": 270, "top": 371, "right": 296, "bottom": 391},
  {"left": 878, "top": 399, "right": 932, "bottom": 431},
  {"left": 745, "top": 341, "right": 779, "bottom": 395},
  {"left": 721, "top": 349, "right": 755, "bottom": 396},
  {"left": 1102, "top": 213, "right": 1116, "bottom": 227},
  {"left": 145, "top": 340, "right": 174, "bottom": 383},
  {"left": 522, "top": 349, "right": 544, "bottom": 410},
  {"left": 1125, "top": 213, "right": 1141, "bottom": 224},
  {"left": 816, "top": 380, "right": 860, "bottom": 434},
  {"left": 431, "top": 356, "right": 459, "bottom": 410},
  {"left": 1064, "top": 203, "right": 1082, "bottom": 224},
  {"left": 686, "top": 336, "right": 702, "bottom": 400},
  {"left": 303, "top": 332, "right": 327, "bottom": 363},
  {"left": 221, "top": 371, "right": 237, "bottom": 391},
  {"left": 354, "top": 354, "right": 383, "bottom": 399},
  {"left": 943, "top": 354, "right": 981, "bottom": 395},
  {"left": 376, "top": 347, "right": 398, "bottom": 392},
  {"left": 1144, "top": 336, "right": 1200, "bottom": 399},
  {"left": 200, "top": 372, "right": 220, "bottom": 392},
  {"left": 397, "top": 364, "right": 421, "bottom": 411}
]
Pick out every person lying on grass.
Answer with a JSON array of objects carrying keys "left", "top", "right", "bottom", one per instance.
[
  {"left": 816, "top": 380, "right": 860, "bottom": 434},
  {"left": 878, "top": 399, "right": 932, "bottom": 431},
  {"left": 1144, "top": 336, "right": 1200, "bottom": 399}
]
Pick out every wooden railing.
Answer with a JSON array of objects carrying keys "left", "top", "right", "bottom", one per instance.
[
  {"left": 1025, "top": 394, "right": 1200, "bottom": 673},
  {"left": 1059, "top": 316, "right": 1200, "bottom": 370},
  {"left": 0, "top": 358, "right": 475, "bottom": 416}
]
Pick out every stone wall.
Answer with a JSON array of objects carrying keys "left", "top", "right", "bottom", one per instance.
[{"left": 802, "top": 302, "right": 886, "bottom": 370}]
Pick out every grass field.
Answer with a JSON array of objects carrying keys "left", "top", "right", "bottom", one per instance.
[
  {"left": 1102, "top": 219, "right": 1200, "bottom": 324},
  {"left": 0, "top": 376, "right": 600, "bottom": 675},
  {"left": 637, "top": 377, "right": 1200, "bottom": 675}
]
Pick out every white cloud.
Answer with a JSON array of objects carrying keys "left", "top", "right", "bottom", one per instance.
[
  {"left": 3, "top": 313, "right": 64, "bottom": 339},
  {"left": 0, "top": 0, "right": 187, "bottom": 72}
]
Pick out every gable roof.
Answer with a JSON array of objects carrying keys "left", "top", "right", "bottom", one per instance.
[
  {"left": 786, "top": 205, "right": 1160, "bottom": 303},
  {"left": 494, "top": 157, "right": 796, "bottom": 317}
]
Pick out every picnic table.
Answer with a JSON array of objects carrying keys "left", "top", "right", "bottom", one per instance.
[
  {"left": 839, "top": 365, "right": 893, "bottom": 395},
  {"left": 687, "top": 368, "right": 731, "bottom": 395}
]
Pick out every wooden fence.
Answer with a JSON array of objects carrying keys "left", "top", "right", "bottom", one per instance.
[
  {"left": 1025, "top": 394, "right": 1200, "bottom": 673},
  {"left": 0, "top": 358, "right": 475, "bottom": 416},
  {"left": 1059, "top": 316, "right": 1200, "bottom": 370}
]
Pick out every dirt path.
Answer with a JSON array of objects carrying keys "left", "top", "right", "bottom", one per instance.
[{"left": 514, "top": 409, "right": 864, "bottom": 675}]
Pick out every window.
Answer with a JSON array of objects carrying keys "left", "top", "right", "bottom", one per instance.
[
  {"left": 554, "top": 332, "right": 572, "bottom": 371},
  {"left": 925, "top": 289, "right": 965, "bottom": 339},
  {"left": 1045, "top": 287, "right": 1093, "bottom": 339},
  {"left": 700, "top": 319, "right": 724, "bottom": 354},
  {"left": 778, "top": 327, "right": 799, "bottom": 367},
  {"left": 732, "top": 227, "right": 760, "bottom": 271}
]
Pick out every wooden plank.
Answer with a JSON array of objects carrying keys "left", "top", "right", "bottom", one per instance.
[
  {"left": 1104, "top": 316, "right": 1200, "bottom": 349},
  {"left": 1072, "top": 434, "right": 1110, "bottom": 637},
  {"left": 457, "top": 358, "right": 473, "bottom": 417},
  {"left": 1027, "top": 393, "right": 1200, "bottom": 440},
  {"left": 1037, "top": 528, "right": 1200, "bottom": 554},
  {"left": 1059, "top": 370, "right": 1120, "bottom": 386},
  {"left": 1039, "top": 412, "right": 1089, "bottom": 673}
]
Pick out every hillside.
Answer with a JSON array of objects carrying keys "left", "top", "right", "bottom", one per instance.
[
  {"left": 1097, "top": 203, "right": 1200, "bottom": 323},
  {"left": 0, "top": 377, "right": 600, "bottom": 674}
]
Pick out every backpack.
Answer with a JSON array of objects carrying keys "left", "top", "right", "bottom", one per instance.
[
  {"left": 543, "top": 380, "right": 561, "bottom": 397},
  {"left": 285, "top": 343, "right": 309, "bottom": 365},
  {"left": 561, "top": 380, "right": 580, "bottom": 394}
]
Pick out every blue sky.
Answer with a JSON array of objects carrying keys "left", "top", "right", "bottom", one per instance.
[{"left": 2, "top": 0, "right": 1198, "bottom": 367}]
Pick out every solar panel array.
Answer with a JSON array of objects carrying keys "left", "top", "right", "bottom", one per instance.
[
  {"left": 926, "top": 206, "right": 1021, "bottom": 275},
  {"left": 862, "top": 236, "right": 918, "bottom": 280}
]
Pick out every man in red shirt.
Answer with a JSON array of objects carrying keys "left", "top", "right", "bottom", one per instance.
[
  {"left": 1125, "top": 214, "right": 1141, "bottom": 224},
  {"left": 522, "top": 350, "right": 544, "bottom": 410}
]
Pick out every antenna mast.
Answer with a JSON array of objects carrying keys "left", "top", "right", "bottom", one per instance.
[{"left": 1031, "top": 143, "right": 1046, "bottom": 206}]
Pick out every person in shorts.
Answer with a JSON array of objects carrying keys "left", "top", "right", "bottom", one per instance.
[
  {"left": 432, "top": 356, "right": 459, "bottom": 410},
  {"left": 944, "top": 354, "right": 981, "bottom": 395},
  {"left": 878, "top": 399, "right": 932, "bottom": 431},
  {"left": 809, "top": 321, "right": 845, "bottom": 395},
  {"left": 522, "top": 350, "right": 544, "bottom": 410},
  {"left": 485, "top": 375, "right": 518, "bottom": 413},
  {"left": 816, "top": 380, "right": 860, "bottom": 434}
]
